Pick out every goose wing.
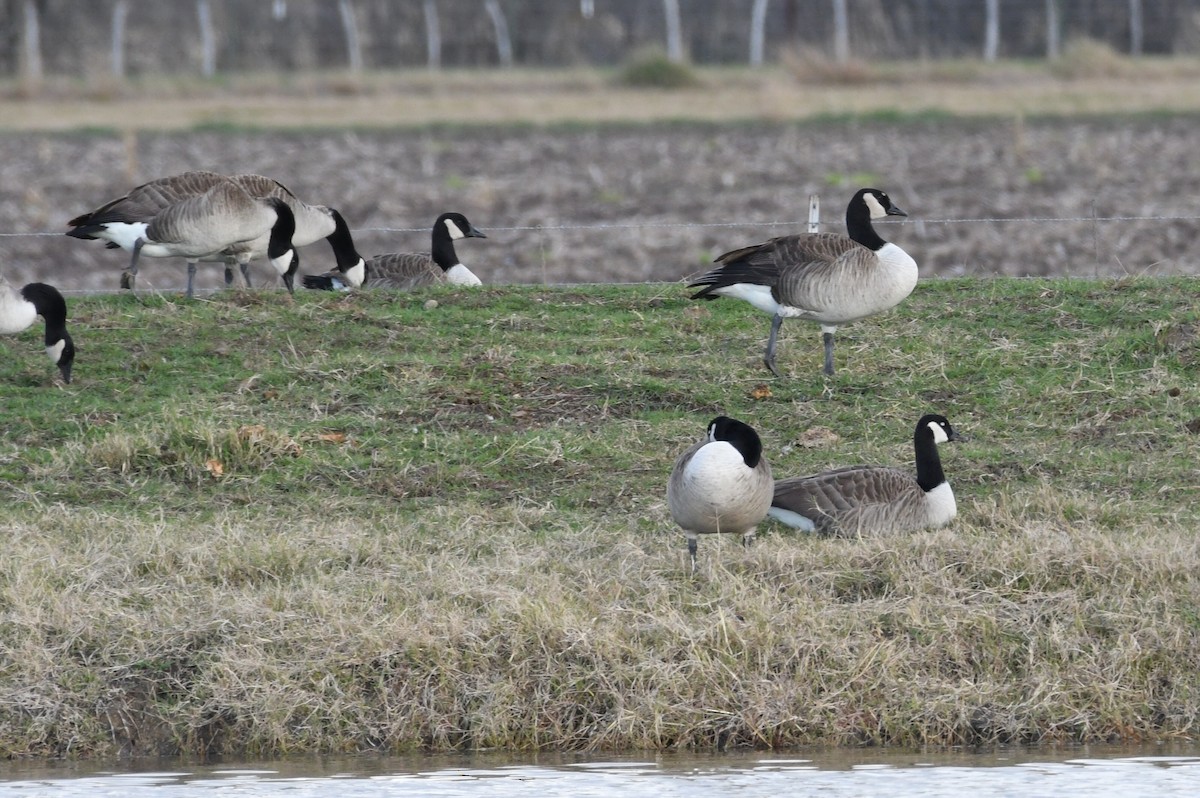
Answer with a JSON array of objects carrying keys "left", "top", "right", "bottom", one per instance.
[
  {"left": 365, "top": 253, "right": 440, "bottom": 290},
  {"left": 68, "top": 170, "right": 228, "bottom": 232},
  {"left": 772, "top": 465, "right": 920, "bottom": 532},
  {"left": 144, "top": 181, "right": 273, "bottom": 253},
  {"left": 689, "top": 233, "right": 864, "bottom": 300}
]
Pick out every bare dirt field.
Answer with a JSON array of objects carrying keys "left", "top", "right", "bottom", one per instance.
[{"left": 1, "top": 68, "right": 1198, "bottom": 291}]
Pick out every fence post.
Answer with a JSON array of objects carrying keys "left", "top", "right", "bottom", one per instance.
[
  {"left": 983, "top": 0, "right": 1000, "bottom": 62},
  {"left": 424, "top": 0, "right": 442, "bottom": 70},
  {"left": 484, "top": 0, "right": 514, "bottom": 67},
  {"left": 21, "top": 0, "right": 43, "bottom": 83},
  {"left": 749, "top": 0, "right": 769, "bottom": 67},
  {"left": 808, "top": 195, "right": 821, "bottom": 234},
  {"left": 832, "top": 0, "right": 849, "bottom": 63},
  {"left": 196, "top": 0, "right": 216, "bottom": 77},
  {"left": 1044, "top": 0, "right": 1060, "bottom": 59},
  {"left": 663, "top": 0, "right": 684, "bottom": 63},
  {"left": 111, "top": 0, "right": 129, "bottom": 77},
  {"left": 338, "top": 0, "right": 363, "bottom": 72}
]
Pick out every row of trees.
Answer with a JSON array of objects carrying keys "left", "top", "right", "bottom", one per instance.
[{"left": 3, "top": 0, "right": 1196, "bottom": 79}]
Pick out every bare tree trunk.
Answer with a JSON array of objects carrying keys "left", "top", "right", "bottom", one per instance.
[
  {"left": 1044, "top": 0, "right": 1060, "bottom": 58},
  {"left": 663, "top": 0, "right": 683, "bottom": 63},
  {"left": 111, "top": 0, "right": 129, "bottom": 77},
  {"left": 484, "top": 0, "right": 513, "bottom": 67},
  {"left": 424, "top": 0, "right": 442, "bottom": 69},
  {"left": 197, "top": 0, "right": 216, "bottom": 77},
  {"left": 580, "top": 0, "right": 594, "bottom": 19},
  {"left": 1128, "top": 0, "right": 1143, "bottom": 56},
  {"left": 831, "top": 0, "right": 849, "bottom": 63},
  {"left": 749, "top": 0, "right": 769, "bottom": 66},
  {"left": 983, "top": 0, "right": 1000, "bottom": 62},
  {"left": 21, "top": 0, "right": 43, "bottom": 82},
  {"left": 338, "top": 0, "right": 363, "bottom": 72}
]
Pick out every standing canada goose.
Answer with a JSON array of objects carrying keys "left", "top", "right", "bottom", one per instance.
[
  {"left": 688, "top": 188, "right": 917, "bottom": 378},
  {"left": 302, "top": 212, "right": 485, "bottom": 292},
  {"left": 0, "top": 274, "right": 75, "bottom": 383},
  {"left": 67, "top": 171, "right": 355, "bottom": 293},
  {"left": 123, "top": 178, "right": 297, "bottom": 299},
  {"left": 667, "top": 416, "right": 773, "bottom": 571},
  {"left": 768, "top": 413, "right": 963, "bottom": 537}
]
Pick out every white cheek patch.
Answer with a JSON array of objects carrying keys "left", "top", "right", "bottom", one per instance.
[
  {"left": 863, "top": 193, "right": 887, "bottom": 219},
  {"left": 344, "top": 259, "right": 366, "bottom": 288},
  {"left": 46, "top": 338, "right": 66, "bottom": 364},
  {"left": 928, "top": 421, "right": 949, "bottom": 444},
  {"left": 443, "top": 219, "right": 465, "bottom": 240},
  {"left": 270, "top": 249, "right": 296, "bottom": 276}
]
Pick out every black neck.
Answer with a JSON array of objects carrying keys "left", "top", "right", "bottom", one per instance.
[
  {"left": 846, "top": 201, "right": 888, "bottom": 251},
  {"left": 266, "top": 200, "right": 296, "bottom": 260},
  {"left": 21, "top": 283, "right": 68, "bottom": 343},
  {"left": 327, "top": 209, "right": 365, "bottom": 271},
  {"left": 913, "top": 428, "right": 946, "bottom": 492},
  {"left": 430, "top": 224, "right": 460, "bottom": 272}
]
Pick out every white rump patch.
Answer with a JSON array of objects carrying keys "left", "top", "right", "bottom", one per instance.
[
  {"left": 98, "top": 221, "right": 150, "bottom": 252},
  {"left": 443, "top": 218, "right": 466, "bottom": 240},
  {"left": 927, "top": 420, "right": 949, "bottom": 444},
  {"left": 712, "top": 283, "right": 786, "bottom": 316},
  {"left": 924, "top": 481, "right": 957, "bottom": 527},
  {"left": 445, "top": 264, "right": 481, "bottom": 286},
  {"left": 46, "top": 338, "right": 67, "bottom": 364},
  {"left": 766, "top": 506, "right": 817, "bottom": 532}
]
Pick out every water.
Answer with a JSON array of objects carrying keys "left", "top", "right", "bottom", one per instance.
[{"left": 2, "top": 745, "right": 1198, "bottom": 797}]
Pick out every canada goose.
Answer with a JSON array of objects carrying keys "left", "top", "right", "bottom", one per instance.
[
  {"left": 124, "top": 179, "right": 297, "bottom": 299},
  {"left": 667, "top": 416, "right": 773, "bottom": 570},
  {"left": 0, "top": 274, "right": 75, "bottom": 383},
  {"left": 767, "top": 413, "right": 963, "bottom": 537},
  {"left": 302, "top": 212, "right": 485, "bottom": 292},
  {"left": 688, "top": 188, "right": 917, "bottom": 378},
  {"left": 67, "top": 171, "right": 354, "bottom": 293}
]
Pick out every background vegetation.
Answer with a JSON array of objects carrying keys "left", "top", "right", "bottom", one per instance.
[{"left": 1, "top": 277, "right": 1198, "bottom": 757}]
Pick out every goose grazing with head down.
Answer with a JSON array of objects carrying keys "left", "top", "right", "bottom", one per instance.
[
  {"left": 668, "top": 415, "right": 773, "bottom": 571},
  {"left": 302, "top": 212, "right": 485, "bottom": 292},
  {"left": 123, "top": 179, "right": 297, "bottom": 299},
  {"left": 768, "top": 413, "right": 963, "bottom": 537},
  {"left": 0, "top": 274, "right": 75, "bottom": 383},
  {"left": 688, "top": 188, "right": 917, "bottom": 378},
  {"left": 66, "top": 171, "right": 358, "bottom": 294}
]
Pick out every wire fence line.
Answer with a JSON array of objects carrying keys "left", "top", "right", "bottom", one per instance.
[{"left": 4, "top": 213, "right": 1200, "bottom": 240}]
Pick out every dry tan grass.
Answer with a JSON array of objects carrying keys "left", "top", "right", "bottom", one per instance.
[{"left": 5, "top": 61, "right": 1200, "bottom": 132}]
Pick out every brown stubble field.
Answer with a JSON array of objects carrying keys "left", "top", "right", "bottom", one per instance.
[{"left": 1, "top": 64, "right": 1199, "bottom": 292}]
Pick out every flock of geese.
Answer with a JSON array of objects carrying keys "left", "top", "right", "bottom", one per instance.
[{"left": 0, "top": 172, "right": 958, "bottom": 568}]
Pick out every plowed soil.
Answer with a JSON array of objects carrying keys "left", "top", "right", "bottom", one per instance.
[{"left": 2, "top": 116, "right": 1197, "bottom": 292}]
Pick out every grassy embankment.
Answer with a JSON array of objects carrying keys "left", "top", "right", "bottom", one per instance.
[
  {"left": 5, "top": 48, "right": 1200, "bottom": 131},
  {"left": 0, "top": 277, "right": 1198, "bottom": 758}
]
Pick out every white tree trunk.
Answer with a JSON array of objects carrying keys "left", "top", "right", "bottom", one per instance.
[
  {"left": 580, "top": 0, "right": 594, "bottom": 19},
  {"left": 484, "top": 0, "right": 514, "bottom": 67},
  {"left": 197, "top": 0, "right": 216, "bottom": 77},
  {"left": 424, "top": 0, "right": 442, "bottom": 69},
  {"left": 1128, "top": 0, "right": 1143, "bottom": 56},
  {"left": 338, "top": 0, "right": 363, "bottom": 72},
  {"left": 663, "top": 0, "right": 684, "bottom": 63},
  {"left": 983, "top": 0, "right": 1000, "bottom": 62},
  {"left": 111, "top": 0, "right": 129, "bottom": 77},
  {"left": 749, "top": 0, "right": 770, "bottom": 67},
  {"left": 21, "top": 0, "right": 43, "bottom": 81},
  {"left": 1044, "top": 0, "right": 1060, "bottom": 58},
  {"left": 832, "top": 0, "right": 849, "bottom": 63}
]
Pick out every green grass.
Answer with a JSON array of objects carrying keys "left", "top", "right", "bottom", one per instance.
[{"left": 1, "top": 277, "right": 1199, "bottom": 758}]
